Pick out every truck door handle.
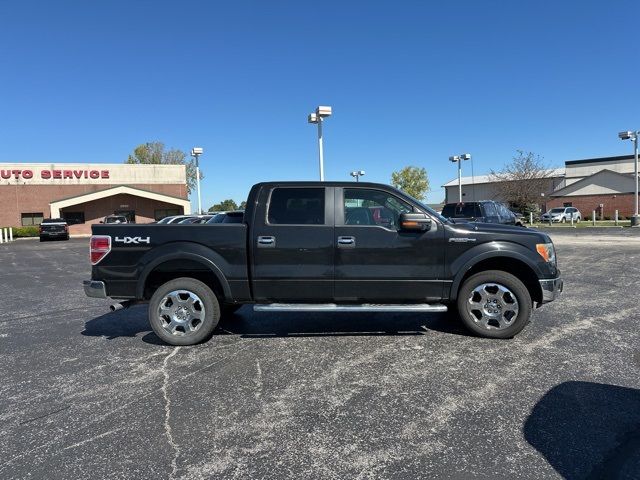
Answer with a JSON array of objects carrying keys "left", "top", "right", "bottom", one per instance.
[
  {"left": 337, "top": 236, "right": 356, "bottom": 248},
  {"left": 257, "top": 236, "right": 276, "bottom": 248}
]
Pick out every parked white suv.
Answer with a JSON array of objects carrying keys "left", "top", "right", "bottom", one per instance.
[{"left": 541, "top": 207, "right": 581, "bottom": 223}]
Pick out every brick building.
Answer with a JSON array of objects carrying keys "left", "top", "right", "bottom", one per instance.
[
  {"left": 0, "top": 163, "right": 191, "bottom": 235},
  {"left": 546, "top": 155, "right": 639, "bottom": 219},
  {"left": 442, "top": 154, "right": 638, "bottom": 218}
]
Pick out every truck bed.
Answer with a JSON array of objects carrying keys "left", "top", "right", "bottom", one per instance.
[{"left": 91, "top": 223, "right": 249, "bottom": 300}]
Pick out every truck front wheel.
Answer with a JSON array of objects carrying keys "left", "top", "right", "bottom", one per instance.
[
  {"left": 456, "top": 270, "right": 532, "bottom": 339},
  {"left": 148, "top": 277, "right": 220, "bottom": 346}
]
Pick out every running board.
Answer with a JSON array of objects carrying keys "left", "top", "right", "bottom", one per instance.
[{"left": 253, "top": 303, "right": 448, "bottom": 312}]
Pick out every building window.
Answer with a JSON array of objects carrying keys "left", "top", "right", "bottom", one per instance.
[
  {"left": 155, "top": 208, "right": 181, "bottom": 220},
  {"left": 563, "top": 202, "right": 572, "bottom": 207},
  {"left": 63, "top": 212, "right": 85, "bottom": 225},
  {"left": 21, "top": 212, "right": 44, "bottom": 226}
]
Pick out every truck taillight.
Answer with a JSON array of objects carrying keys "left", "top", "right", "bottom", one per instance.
[{"left": 90, "top": 235, "right": 111, "bottom": 265}]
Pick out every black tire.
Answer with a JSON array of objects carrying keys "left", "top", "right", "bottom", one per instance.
[
  {"left": 456, "top": 270, "right": 532, "bottom": 339},
  {"left": 148, "top": 277, "right": 220, "bottom": 346},
  {"left": 39, "top": 236, "right": 45, "bottom": 242}
]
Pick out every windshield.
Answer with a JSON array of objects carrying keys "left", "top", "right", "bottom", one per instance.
[
  {"left": 206, "top": 212, "right": 244, "bottom": 224},
  {"left": 549, "top": 208, "right": 565, "bottom": 214},
  {"left": 105, "top": 216, "right": 126, "bottom": 223}
]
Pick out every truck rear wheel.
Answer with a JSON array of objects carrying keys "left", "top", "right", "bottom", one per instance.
[
  {"left": 148, "top": 277, "right": 220, "bottom": 346},
  {"left": 456, "top": 270, "right": 531, "bottom": 339}
]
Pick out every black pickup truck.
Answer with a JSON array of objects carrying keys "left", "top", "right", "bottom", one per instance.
[{"left": 83, "top": 181, "right": 562, "bottom": 345}]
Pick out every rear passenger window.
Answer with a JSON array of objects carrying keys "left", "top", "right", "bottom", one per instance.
[{"left": 267, "top": 188, "right": 325, "bottom": 225}]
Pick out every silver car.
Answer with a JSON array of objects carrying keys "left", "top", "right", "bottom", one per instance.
[{"left": 541, "top": 207, "right": 581, "bottom": 223}]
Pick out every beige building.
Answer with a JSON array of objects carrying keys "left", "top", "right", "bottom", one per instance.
[
  {"left": 442, "top": 154, "right": 639, "bottom": 218},
  {"left": 443, "top": 169, "right": 565, "bottom": 204},
  {"left": 0, "top": 163, "right": 190, "bottom": 234},
  {"left": 547, "top": 155, "right": 639, "bottom": 218}
]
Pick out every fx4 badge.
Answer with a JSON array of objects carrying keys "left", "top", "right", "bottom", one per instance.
[{"left": 115, "top": 236, "right": 150, "bottom": 244}]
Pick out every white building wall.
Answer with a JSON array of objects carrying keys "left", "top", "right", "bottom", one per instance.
[
  {"left": 565, "top": 158, "right": 635, "bottom": 179},
  {"left": 445, "top": 183, "right": 504, "bottom": 203}
]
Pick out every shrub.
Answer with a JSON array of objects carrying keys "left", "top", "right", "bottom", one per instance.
[
  {"left": 11, "top": 226, "right": 39, "bottom": 237},
  {"left": 584, "top": 215, "right": 591, "bottom": 221},
  {"left": 604, "top": 216, "right": 611, "bottom": 221}
]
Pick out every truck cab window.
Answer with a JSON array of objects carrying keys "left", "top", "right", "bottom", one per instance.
[
  {"left": 267, "top": 187, "right": 325, "bottom": 225},
  {"left": 343, "top": 188, "right": 412, "bottom": 228}
]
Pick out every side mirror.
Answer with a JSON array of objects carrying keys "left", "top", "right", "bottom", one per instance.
[{"left": 399, "top": 212, "right": 432, "bottom": 232}]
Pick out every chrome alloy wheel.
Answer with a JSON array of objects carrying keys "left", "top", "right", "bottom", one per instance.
[
  {"left": 466, "top": 283, "right": 519, "bottom": 330},
  {"left": 157, "top": 290, "right": 206, "bottom": 336}
]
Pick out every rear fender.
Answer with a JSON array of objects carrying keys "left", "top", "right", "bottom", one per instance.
[{"left": 136, "top": 242, "right": 232, "bottom": 300}]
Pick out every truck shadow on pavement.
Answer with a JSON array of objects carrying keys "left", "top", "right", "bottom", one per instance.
[
  {"left": 82, "top": 305, "right": 469, "bottom": 344},
  {"left": 524, "top": 381, "right": 640, "bottom": 479}
]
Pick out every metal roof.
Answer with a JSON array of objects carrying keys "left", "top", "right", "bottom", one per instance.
[{"left": 441, "top": 168, "right": 565, "bottom": 188}]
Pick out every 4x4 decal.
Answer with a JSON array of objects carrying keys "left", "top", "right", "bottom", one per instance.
[{"left": 114, "top": 236, "right": 150, "bottom": 244}]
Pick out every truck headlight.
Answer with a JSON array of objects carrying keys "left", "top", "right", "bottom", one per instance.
[{"left": 536, "top": 243, "right": 556, "bottom": 264}]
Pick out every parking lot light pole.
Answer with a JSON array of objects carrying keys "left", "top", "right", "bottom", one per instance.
[
  {"left": 618, "top": 131, "right": 640, "bottom": 226},
  {"left": 449, "top": 154, "right": 471, "bottom": 203},
  {"left": 191, "top": 147, "right": 204, "bottom": 214},
  {"left": 308, "top": 106, "right": 332, "bottom": 181},
  {"left": 350, "top": 170, "right": 365, "bottom": 182}
]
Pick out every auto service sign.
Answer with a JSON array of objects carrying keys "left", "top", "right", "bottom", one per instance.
[
  {"left": 0, "top": 163, "right": 187, "bottom": 185},
  {"left": 1, "top": 168, "right": 110, "bottom": 180}
]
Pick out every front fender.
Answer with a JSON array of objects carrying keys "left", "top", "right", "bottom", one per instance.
[{"left": 448, "top": 241, "right": 544, "bottom": 301}]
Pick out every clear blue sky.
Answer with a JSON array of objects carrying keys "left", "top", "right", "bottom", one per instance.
[{"left": 1, "top": 0, "right": 638, "bottom": 207}]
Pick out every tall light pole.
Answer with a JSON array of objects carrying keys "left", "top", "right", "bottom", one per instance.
[
  {"left": 191, "top": 147, "right": 203, "bottom": 214},
  {"left": 308, "top": 106, "right": 332, "bottom": 181},
  {"left": 618, "top": 130, "right": 640, "bottom": 226},
  {"left": 350, "top": 170, "right": 365, "bottom": 182},
  {"left": 449, "top": 153, "right": 471, "bottom": 203}
]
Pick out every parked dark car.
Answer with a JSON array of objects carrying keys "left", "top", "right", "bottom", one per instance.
[
  {"left": 102, "top": 215, "right": 128, "bottom": 224},
  {"left": 441, "top": 201, "right": 523, "bottom": 226},
  {"left": 206, "top": 211, "right": 245, "bottom": 224},
  {"left": 39, "top": 218, "right": 69, "bottom": 241},
  {"left": 84, "top": 182, "right": 562, "bottom": 346},
  {"left": 178, "top": 215, "right": 214, "bottom": 224},
  {"left": 157, "top": 215, "right": 197, "bottom": 224}
]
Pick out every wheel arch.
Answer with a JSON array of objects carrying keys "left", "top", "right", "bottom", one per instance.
[
  {"left": 449, "top": 254, "right": 543, "bottom": 306},
  {"left": 137, "top": 251, "right": 232, "bottom": 301}
]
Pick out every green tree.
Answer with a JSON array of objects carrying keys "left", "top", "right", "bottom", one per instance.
[
  {"left": 209, "top": 199, "right": 238, "bottom": 212},
  {"left": 239, "top": 200, "right": 247, "bottom": 210},
  {"left": 390, "top": 166, "right": 429, "bottom": 200},
  {"left": 125, "top": 141, "right": 202, "bottom": 195}
]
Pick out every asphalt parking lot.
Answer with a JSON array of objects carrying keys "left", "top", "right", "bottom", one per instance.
[{"left": 1, "top": 233, "right": 639, "bottom": 479}]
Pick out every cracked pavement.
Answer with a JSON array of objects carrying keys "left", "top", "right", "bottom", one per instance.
[{"left": 1, "top": 233, "right": 639, "bottom": 479}]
